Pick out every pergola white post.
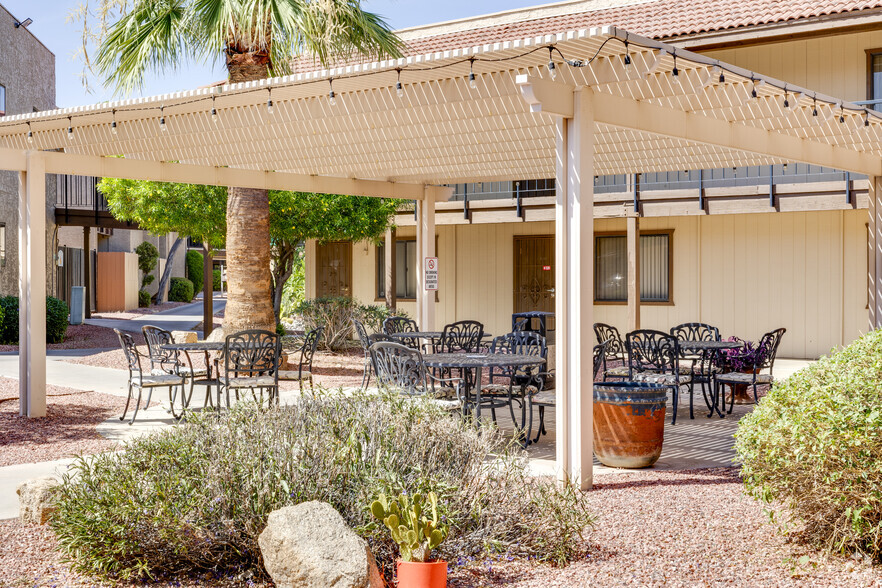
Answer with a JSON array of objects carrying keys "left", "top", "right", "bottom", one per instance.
[
  {"left": 416, "top": 190, "right": 436, "bottom": 330},
  {"left": 869, "top": 176, "right": 882, "bottom": 330},
  {"left": 556, "top": 90, "right": 595, "bottom": 490},
  {"left": 18, "top": 151, "right": 46, "bottom": 418}
]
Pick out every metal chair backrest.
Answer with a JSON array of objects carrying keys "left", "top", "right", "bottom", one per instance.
[
  {"left": 353, "top": 319, "right": 370, "bottom": 352},
  {"left": 440, "top": 320, "right": 484, "bottom": 353},
  {"left": 593, "top": 339, "right": 608, "bottom": 379},
  {"left": 756, "top": 328, "right": 786, "bottom": 372},
  {"left": 224, "top": 330, "right": 281, "bottom": 378},
  {"left": 369, "top": 341, "right": 427, "bottom": 396},
  {"left": 115, "top": 328, "right": 143, "bottom": 376},
  {"left": 368, "top": 333, "right": 394, "bottom": 344},
  {"left": 594, "top": 323, "right": 625, "bottom": 360},
  {"left": 626, "top": 329, "right": 680, "bottom": 377},
  {"left": 670, "top": 322, "right": 720, "bottom": 343},
  {"left": 383, "top": 316, "right": 418, "bottom": 336},
  {"left": 513, "top": 317, "right": 529, "bottom": 332},
  {"left": 296, "top": 327, "right": 323, "bottom": 376},
  {"left": 142, "top": 325, "right": 177, "bottom": 373},
  {"left": 489, "top": 331, "right": 546, "bottom": 383}
]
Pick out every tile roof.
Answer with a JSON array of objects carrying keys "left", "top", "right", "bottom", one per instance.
[{"left": 401, "top": 0, "right": 882, "bottom": 54}]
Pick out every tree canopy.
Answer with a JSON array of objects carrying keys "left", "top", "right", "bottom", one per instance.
[{"left": 98, "top": 178, "right": 401, "bottom": 248}]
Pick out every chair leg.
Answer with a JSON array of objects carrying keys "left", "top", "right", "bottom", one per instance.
[
  {"left": 129, "top": 388, "right": 144, "bottom": 425},
  {"left": 709, "top": 380, "right": 717, "bottom": 418},
  {"left": 533, "top": 405, "right": 546, "bottom": 444},
  {"left": 728, "top": 384, "right": 735, "bottom": 414},
  {"left": 688, "top": 380, "right": 695, "bottom": 420},
  {"left": 670, "top": 386, "right": 678, "bottom": 425},
  {"left": 120, "top": 383, "right": 133, "bottom": 422}
]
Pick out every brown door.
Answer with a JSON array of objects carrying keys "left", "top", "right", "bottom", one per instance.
[
  {"left": 513, "top": 235, "right": 554, "bottom": 313},
  {"left": 316, "top": 241, "right": 352, "bottom": 297}
]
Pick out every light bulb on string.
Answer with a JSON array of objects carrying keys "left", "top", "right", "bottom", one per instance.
[
  {"left": 328, "top": 79, "right": 337, "bottom": 106},
  {"left": 468, "top": 59, "right": 478, "bottom": 90},
  {"left": 159, "top": 107, "right": 167, "bottom": 132},
  {"left": 750, "top": 77, "right": 757, "bottom": 98},
  {"left": 671, "top": 54, "right": 679, "bottom": 82},
  {"left": 266, "top": 89, "right": 274, "bottom": 115},
  {"left": 623, "top": 40, "right": 631, "bottom": 66},
  {"left": 718, "top": 64, "right": 725, "bottom": 84},
  {"left": 783, "top": 88, "right": 789, "bottom": 109},
  {"left": 27, "top": 122, "right": 33, "bottom": 144},
  {"left": 211, "top": 96, "right": 218, "bottom": 124},
  {"left": 111, "top": 110, "right": 118, "bottom": 135},
  {"left": 547, "top": 47, "right": 557, "bottom": 80},
  {"left": 865, "top": 110, "right": 871, "bottom": 127},
  {"left": 395, "top": 69, "right": 404, "bottom": 98},
  {"left": 839, "top": 105, "right": 845, "bottom": 124},
  {"left": 812, "top": 97, "right": 818, "bottom": 117},
  {"left": 67, "top": 117, "right": 74, "bottom": 142}
]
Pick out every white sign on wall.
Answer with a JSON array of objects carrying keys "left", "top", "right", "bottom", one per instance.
[{"left": 424, "top": 257, "right": 438, "bottom": 291}]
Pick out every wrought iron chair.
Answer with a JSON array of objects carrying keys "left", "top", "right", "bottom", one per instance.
[
  {"left": 382, "top": 316, "right": 420, "bottom": 349},
  {"left": 279, "top": 326, "right": 323, "bottom": 390},
  {"left": 480, "top": 331, "right": 547, "bottom": 435},
  {"left": 530, "top": 339, "right": 607, "bottom": 444},
  {"left": 218, "top": 330, "right": 281, "bottom": 407},
  {"left": 115, "top": 328, "right": 185, "bottom": 424},
  {"left": 593, "top": 322, "right": 629, "bottom": 381},
  {"left": 438, "top": 320, "right": 484, "bottom": 353},
  {"left": 353, "top": 319, "right": 374, "bottom": 389},
  {"left": 670, "top": 322, "right": 721, "bottom": 414},
  {"left": 369, "top": 341, "right": 462, "bottom": 411},
  {"left": 626, "top": 329, "right": 691, "bottom": 424},
  {"left": 513, "top": 317, "right": 529, "bottom": 332},
  {"left": 713, "top": 328, "right": 786, "bottom": 414},
  {"left": 142, "top": 325, "right": 210, "bottom": 406}
]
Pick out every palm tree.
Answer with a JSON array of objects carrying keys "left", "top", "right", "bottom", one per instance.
[{"left": 83, "top": 0, "right": 402, "bottom": 333}]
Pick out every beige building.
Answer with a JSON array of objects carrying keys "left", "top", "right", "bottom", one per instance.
[{"left": 305, "top": 0, "right": 882, "bottom": 360}]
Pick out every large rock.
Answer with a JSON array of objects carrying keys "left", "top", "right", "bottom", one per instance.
[
  {"left": 17, "top": 477, "right": 60, "bottom": 525},
  {"left": 171, "top": 330, "right": 198, "bottom": 344},
  {"left": 204, "top": 326, "right": 226, "bottom": 343},
  {"left": 258, "top": 501, "right": 383, "bottom": 588}
]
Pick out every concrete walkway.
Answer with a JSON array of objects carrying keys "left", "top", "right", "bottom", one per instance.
[{"left": 85, "top": 294, "right": 226, "bottom": 337}]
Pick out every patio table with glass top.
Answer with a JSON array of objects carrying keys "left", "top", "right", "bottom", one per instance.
[
  {"left": 160, "top": 342, "right": 224, "bottom": 409},
  {"left": 421, "top": 352, "right": 545, "bottom": 424}
]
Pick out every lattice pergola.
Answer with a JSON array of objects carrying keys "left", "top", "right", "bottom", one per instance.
[{"left": 1, "top": 26, "right": 880, "bottom": 488}]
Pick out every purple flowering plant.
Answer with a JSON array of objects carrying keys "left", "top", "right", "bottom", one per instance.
[{"left": 722, "top": 337, "right": 764, "bottom": 372}]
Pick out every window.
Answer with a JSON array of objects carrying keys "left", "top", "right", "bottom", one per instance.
[
  {"left": 868, "top": 51, "right": 882, "bottom": 112},
  {"left": 0, "top": 85, "right": 5, "bottom": 116},
  {"left": 377, "top": 240, "right": 417, "bottom": 299},
  {"left": 595, "top": 232, "right": 671, "bottom": 303}
]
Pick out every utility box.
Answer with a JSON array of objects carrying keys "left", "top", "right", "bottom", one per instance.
[{"left": 70, "top": 286, "right": 85, "bottom": 325}]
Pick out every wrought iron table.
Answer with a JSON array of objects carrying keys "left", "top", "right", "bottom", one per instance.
[
  {"left": 160, "top": 342, "right": 224, "bottom": 409},
  {"left": 677, "top": 339, "right": 744, "bottom": 417}
]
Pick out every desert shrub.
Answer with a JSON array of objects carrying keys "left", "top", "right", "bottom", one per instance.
[
  {"left": 736, "top": 329, "right": 882, "bottom": 561},
  {"left": 138, "top": 290, "right": 151, "bottom": 308},
  {"left": 0, "top": 296, "right": 67, "bottom": 344},
  {"left": 134, "top": 242, "right": 159, "bottom": 290},
  {"left": 295, "top": 297, "right": 403, "bottom": 351},
  {"left": 51, "top": 393, "right": 592, "bottom": 581},
  {"left": 213, "top": 269, "right": 221, "bottom": 291},
  {"left": 168, "top": 277, "right": 194, "bottom": 302},
  {"left": 185, "top": 250, "right": 204, "bottom": 292}
]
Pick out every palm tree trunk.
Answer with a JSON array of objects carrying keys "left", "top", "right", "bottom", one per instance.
[{"left": 223, "top": 49, "right": 275, "bottom": 333}]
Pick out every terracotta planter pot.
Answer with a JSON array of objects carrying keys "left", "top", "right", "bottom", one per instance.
[
  {"left": 396, "top": 559, "right": 447, "bottom": 588},
  {"left": 729, "top": 369, "right": 760, "bottom": 405},
  {"left": 593, "top": 382, "right": 668, "bottom": 469}
]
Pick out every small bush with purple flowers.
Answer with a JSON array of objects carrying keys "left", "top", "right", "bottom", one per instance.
[{"left": 50, "top": 391, "right": 593, "bottom": 581}]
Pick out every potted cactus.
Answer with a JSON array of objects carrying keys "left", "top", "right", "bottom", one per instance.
[{"left": 370, "top": 491, "right": 448, "bottom": 588}]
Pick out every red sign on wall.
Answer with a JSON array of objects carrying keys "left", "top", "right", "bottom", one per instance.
[{"left": 542, "top": 265, "right": 552, "bottom": 271}]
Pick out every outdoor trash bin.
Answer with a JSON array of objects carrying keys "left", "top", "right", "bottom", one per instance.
[{"left": 593, "top": 381, "right": 668, "bottom": 468}]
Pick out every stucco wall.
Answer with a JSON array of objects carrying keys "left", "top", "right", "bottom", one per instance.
[{"left": 0, "top": 5, "right": 56, "bottom": 297}]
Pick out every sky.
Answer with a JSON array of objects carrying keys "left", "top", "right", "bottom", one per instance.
[{"left": 2, "top": 0, "right": 545, "bottom": 108}]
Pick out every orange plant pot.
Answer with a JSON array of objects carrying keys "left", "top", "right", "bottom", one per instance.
[
  {"left": 396, "top": 559, "right": 447, "bottom": 588},
  {"left": 593, "top": 382, "right": 668, "bottom": 469}
]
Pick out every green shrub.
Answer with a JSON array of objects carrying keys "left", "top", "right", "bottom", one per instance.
[
  {"left": 0, "top": 296, "right": 67, "bottom": 344},
  {"left": 138, "top": 290, "right": 151, "bottom": 308},
  {"left": 294, "top": 297, "right": 404, "bottom": 351},
  {"left": 134, "top": 242, "right": 159, "bottom": 290},
  {"left": 168, "top": 277, "right": 194, "bottom": 303},
  {"left": 736, "top": 330, "right": 882, "bottom": 561},
  {"left": 51, "top": 393, "right": 592, "bottom": 581},
  {"left": 185, "top": 250, "right": 204, "bottom": 292},
  {"left": 280, "top": 244, "right": 305, "bottom": 319},
  {"left": 212, "top": 269, "right": 221, "bottom": 291}
]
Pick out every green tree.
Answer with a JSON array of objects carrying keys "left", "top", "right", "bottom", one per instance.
[
  {"left": 77, "top": 0, "right": 403, "bottom": 333},
  {"left": 98, "top": 178, "right": 401, "bottom": 321},
  {"left": 134, "top": 241, "right": 159, "bottom": 290}
]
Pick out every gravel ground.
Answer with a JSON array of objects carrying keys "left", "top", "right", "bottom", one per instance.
[
  {"left": 0, "top": 378, "right": 130, "bottom": 467},
  {"left": 0, "top": 324, "right": 144, "bottom": 353}
]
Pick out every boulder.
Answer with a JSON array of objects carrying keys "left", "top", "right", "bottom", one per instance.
[
  {"left": 258, "top": 501, "right": 383, "bottom": 588},
  {"left": 171, "top": 330, "right": 198, "bottom": 344},
  {"left": 204, "top": 327, "right": 226, "bottom": 343},
  {"left": 17, "top": 477, "right": 60, "bottom": 525}
]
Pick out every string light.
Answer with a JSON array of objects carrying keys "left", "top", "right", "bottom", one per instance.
[
  {"left": 395, "top": 69, "right": 404, "bottom": 98},
  {"left": 750, "top": 76, "right": 758, "bottom": 98},
  {"left": 328, "top": 79, "right": 337, "bottom": 106},
  {"left": 159, "top": 107, "right": 167, "bottom": 132},
  {"left": 67, "top": 117, "right": 73, "bottom": 141},
  {"left": 27, "top": 122, "right": 33, "bottom": 144},
  {"left": 110, "top": 109, "right": 118, "bottom": 135},
  {"left": 865, "top": 109, "right": 871, "bottom": 127},
  {"left": 468, "top": 58, "right": 477, "bottom": 90},
  {"left": 623, "top": 40, "right": 631, "bottom": 66},
  {"left": 783, "top": 88, "right": 789, "bottom": 109},
  {"left": 812, "top": 96, "right": 818, "bottom": 117},
  {"left": 547, "top": 47, "right": 557, "bottom": 80},
  {"left": 266, "top": 89, "right": 274, "bottom": 115},
  {"left": 211, "top": 96, "right": 218, "bottom": 124},
  {"left": 839, "top": 105, "right": 845, "bottom": 124},
  {"left": 671, "top": 54, "right": 679, "bottom": 81},
  {"left": 783, "top": 163, "right": 788, "bottom": 173},
  {"left": 718, "top": 62, "right": 725, "bottom": 84}
]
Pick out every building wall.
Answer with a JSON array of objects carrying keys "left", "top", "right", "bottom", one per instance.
[
  {"left": 339, "top": 209, "right": 867, "bottom": 360},
  {"left": 0, "top": 4, "right": 56, "bottom": 297}
]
